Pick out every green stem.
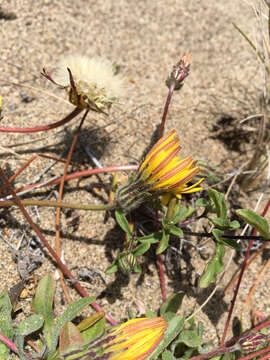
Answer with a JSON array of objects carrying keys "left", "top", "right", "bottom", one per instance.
[{"left": 0, "top": 199, "right": 116, "bottom": 211}]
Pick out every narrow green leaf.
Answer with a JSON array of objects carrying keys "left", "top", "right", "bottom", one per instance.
[
  {"left": 145, "top": 310, "right": 157, "bottom": 318},
  {"left": 133, "top": 242, "right": 151, "bottom": 256},
  {"left": 105, "top": 262, "right": 118, "bottom": 274},
  {"left": 77, "top": 312, "right": 105, "bottom": 332},
  {"left": 138, "top": 232, "right": 163, "bottom": 244},
  {"left": 51, "top": 297, "right": 94, "bottom": 355},
  {"left": 18, "top": 314, "right": 44, "bottom": 336},
  {"left": 212, "top": 229, "right": 239, "bottom": 250},
  {"left": 208, "top": 216, "right": 229, "bottom": 230},
  {"left": 178, "top": 329, "right": 203, "bottom": 347},
  {"left": 199, "top": 242, "right": 225, "bottom": 288},
  {"left": 228, "top": 220, "right": 240, "bottom": 230},
  {"left": 32, "top": 274, "right": 55, "bottom": 350},
  {"left": 147, "top": 316, "right": 184, "bottom": 360},
  {"left": 169, "top": 225, "right": 183, "bottom": 237},
  {"left": 162, "top": 350, "right": 176, "bottom": 360},
  {"left": 14, "top": 334, "right": 28, "bottom": 360},
  {"left": 208, "top": 189, "right": 227, "bottom": 219},
  {"left": 236, "top": 209, "right": 270, "bottom": 239},
  {"left": 156, "top": 230, "right": 170, "bottom": 254},
  {"left": 115, "top": 209, "right": 132, "bottom": 237},
  {"left": 59, "top": 322, "right": 84, "bottom": 354},
  {"left": 0, "top": 291, "right": 15, "bottom": 359},
  {"left": 81, "top": 316, "right": 105, "bottom": 343},
  {"left": 195, "top": 198, "right": 208, "bottom": 207},
  {"left": 160, "top": 293, "right": 185, "bottom": 320},
  {"left": 172, "top": 206, "right": 195, "bottom": 224}
]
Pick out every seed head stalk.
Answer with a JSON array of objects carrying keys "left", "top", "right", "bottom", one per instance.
[
  {"left": 157, "top": 54, "right": 192, "bottom": 301},
  {"left": 159, "top": 82, "right": 175, "bottom": 139}
]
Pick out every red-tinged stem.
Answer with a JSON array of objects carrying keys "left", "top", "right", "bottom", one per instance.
[
  {"left": 221, "top": 199, "right": 270, "bottom": 345},
  {"left": 0, "top": 167, "right": 118, "bottom": 326},
  {"left": 237, "top": 347, "right": 270, "bottom": 360},
  {"left": 0, "top": 333, "right": 31, "bottom": 360},
  {"left": 159, "top": 82, "right": 175, "bottom": 139},
  {"left": 189, "top": 319, "right": 270, "bottom": 360},
  {"left": 221, "top": 238, "right": 254, "bottom": 345},
  {"left": 156, "top": 84, "right": 176, "bottom": 301},
  {"left": 257, "top": 351, "right": 270, "bottom": 360},
  {"left": 248, "top": 319, "right": 270, "bottom": 333},
  {"left": 10, "top": 165, "right": 137, "bottom": 196},
  {"left": 157, "top": 254, "right": 167, "bottom": 302},
  {"left": 188, "top": 345, "right": 235, "bottom": 360},
  {"left": 55, "top": 110, "right": 88, "bottom": 304},
  {"left": 0, "top": 107, "right": 82, "bottom": 133}
]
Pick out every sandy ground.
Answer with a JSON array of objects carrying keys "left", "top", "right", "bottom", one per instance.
[{"left": 1, "top": 0, "right": 270, "bottom": 350}]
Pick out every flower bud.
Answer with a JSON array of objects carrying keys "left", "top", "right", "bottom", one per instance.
[{"left": 237, "top": 328, "right": 269, "bottom": 353}]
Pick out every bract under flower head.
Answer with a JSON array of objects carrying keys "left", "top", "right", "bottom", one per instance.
[
  {"left": 116, "top": 129, "right": 204, "bottom": 212},
  {"left": 44, "top": 55, "right": 124, "bottom": 112},
  {"left": 105, "top": 317, "right": 167, "bottom": 360}
]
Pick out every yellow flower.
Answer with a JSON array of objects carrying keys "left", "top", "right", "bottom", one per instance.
[
  {"left": 105, "top": 317, "right": 167, "bottom": 360},
  {"left": 116, "top": 129, "right": 204, "bottom": 211},
  {"left": 42, "top": 55, "right": 124, "bottom": 112},
  {"left": 139, "top": 129, "right": 203, "bottom": 197}
]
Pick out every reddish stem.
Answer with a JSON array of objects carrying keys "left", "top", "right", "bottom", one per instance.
[
  {"left": 221, "top": 238, "right": 254, "bottom": 345},
  {"left": 237, "top": 347, "right": 270, "bottom": 360},
  {"left": 55, "top": 110, "right": 88, "bottom": 303},
  {"left": 159, "top": 82, "right": 175, "bottom": 139},
  {"left": 221, "top": 198, "right": 270, "bottom": 345},
  {"left": 0, "top": 333, "right": 31, "bottom": 359},
  {"left": 0, "top": 107, "right": 82, "bottom": 133},
  {"left": 157, "top": 254, "right": 167, "bottom": 301},
  {"left": 3, "top": 165, "right": 137, "bottom": 197},
  {"left": 0, "top": 167, "right": 117, "bottom": 326}
]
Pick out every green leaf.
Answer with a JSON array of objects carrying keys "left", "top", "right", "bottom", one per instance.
[
  {"left": 211, "top": 229, "right": 239, "bottom": 250},
  {"left": 138, "top": 232, "right": 163, "bottom": 244},
  {"left": 77, "top": 312, "right": 105, "bottom": 332},
  {"left": 59, "top": 322, "right": 84, "bottom": 354},
  {"left": 156, "top": 229, "right": 170, "bottom": 254},
  {"left": 169, "top": 225, "right": 183, "bottom": 237},
  {"left": 81, "top": 316, "right": 105, "bottom": 343},
  {"left": 14, "top": 334, "right": 28, "bottom": 360},
  {"left": 178, "top": 329, "right": 203, "bottom": 347},
  {"left": 208, "top": 216, "right": 229, "bottom": 230},
  {"left": 199, "top": 242, "right": 225, "bottom": 288},
  {"left": 228, "top": 220, "right": 240, "bottom": 230},
  {"left": 162, "top": 350, "right": 176, "bottom": 360},
  {"left": 195, "top": 198, "right": 208, "bottom": 207},
  {"left": 17, "top": 314, "right": 44, "bottom": 336},
  {"left": 160, "top": 293, "right": 185, "bottom": 321},
  {"left": 208, "top": 189, "right": 227, "bottom": 219},
  {"left": 105, "top": 262, "right": 118, "bottom": 274},
  {"left": 0, "top": 291, "right": 15, "bottom": 359},
  {"left": 172, "top": 206, "right": 195, "bottom": 224},
  {"left": 115, "top": 209, "right": 133, "bottom": 238},
  {"left": 197, "top": 321, "right": 204, "bottom": 338},
  {"left": 145, "top": 309, "right": 157, "bottom": 318},
  {"left": 51, "top": 297, "right": 94, "bottom": 355},
  {"left": 133, "top": 242, "right": 151, "bottom": 256},
  {"left": 32, "top": 274, "right": 55, "bottom": 350},
  {"left": 147, "top": 316, "right": 184, "bottom": 360},
  {"left": 236, "top": 209, "right": 270, "bottom": 239}
]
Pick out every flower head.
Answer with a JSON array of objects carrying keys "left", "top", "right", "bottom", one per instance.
[
  {"left": 116, "top": 129, "right": 204, "bottom": 212},
  {"left": 42, "top": 55, "right": 124, "bottom": 112},
  {"left": 105, "top": 317, "right": 167, "bottom": 360},
  {"left": 166, "top": 54, "right": 192, "bottom": 91},
  {"left": 237, "top": 328, "right": 269, "bottom": 354},
  {"left": 59, "top": 317, "right": 167, "bottom": 360}
]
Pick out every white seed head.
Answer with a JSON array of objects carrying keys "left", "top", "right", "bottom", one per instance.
[{"left": 54, "top": 54, "right": 124, "bottom": 111}]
